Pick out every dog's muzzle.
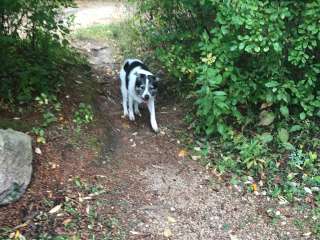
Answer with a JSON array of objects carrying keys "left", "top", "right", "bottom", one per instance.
[{"left": 143, "top": 95, "right": 150, "bottom": 101}]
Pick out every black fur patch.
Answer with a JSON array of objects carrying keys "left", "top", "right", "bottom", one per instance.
[{"left": 124, "top": 61, "right": 149, "bottom": 89}]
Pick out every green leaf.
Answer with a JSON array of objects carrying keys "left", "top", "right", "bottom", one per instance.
[
  {"left": 283, "top": 142, "right": 295, "bottom": 151},
  {"left": 259, "top": 133, "right": 273, "bottom": 143},
  {"left": 239, "top": 42, "right": 245, "bottom": 50},
  {"left": 205, "top": 126, "right": 214, "bottom": 136},
  {"left": 258, "top": 111, "right": 275, "bottom": 126},
  {"left": 273, "top": 42, "right": 282, "bottom": 52},
  {"left": 278, "top": 128, "right": 289, "bottom": 143},
  {"left": 280, "top": 106, "right": 289, "bottom": 118},
  {"left": 263, "top": 46, "right": 270, "bottom": 52},
  {"left": 221, "top": 26, "right": 229, "bottom": 35},
  {"left": 265, "top": 81, "right": 280, "bottom": 88},
  {"left": 230, "top": 45, "right": 238, "bottom": 51},
  {"left": 213, "top": 91, "right": 226, "bottom": 96},
  {"left": 300, "top": 112, "right": 306, "bottom": 120},
  {"left": 289, "top": 125, "right": 302, "bottom": 132}
]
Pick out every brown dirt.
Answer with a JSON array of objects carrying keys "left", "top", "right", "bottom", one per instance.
[{"left": 0, "top": 1, "right": 315, "bottom": 240}]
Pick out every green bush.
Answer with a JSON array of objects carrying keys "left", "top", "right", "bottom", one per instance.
[
  {"left": 132, "top": 0, "right": 320, "bottom": 207},
  {"left": 132, "top": 0, "right": 320, "bottom": 137},
  {"left": 0, "top": 0, "right": 76, "bottom": 103}
]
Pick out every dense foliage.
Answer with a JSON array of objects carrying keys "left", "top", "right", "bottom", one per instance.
[
  {"left": 132, "top": 0, "right": 320, "bottom": 215},
  {"left": 0, "top": 0, "right": 76, "bottom": 103},
  {"left": 133, "top": 0, "right": 320, "bottom": 137}
]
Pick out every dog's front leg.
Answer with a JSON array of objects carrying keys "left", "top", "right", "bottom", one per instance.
[
  {"left": 134, "top": 101, "right": 141, "bottom": 116},
  {"left": 121, "top": 88, "right": 128, "bottom": 117},
  {"left": 147, "top": 99, "right": 159, "bottom": 132},
  {"left": 128, "top": 95, "right": 135, "bottom": 121}
]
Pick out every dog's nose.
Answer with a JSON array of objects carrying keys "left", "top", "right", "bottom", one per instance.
[{"left": 144, "top": 95, "right": 150, "bottom": 101}]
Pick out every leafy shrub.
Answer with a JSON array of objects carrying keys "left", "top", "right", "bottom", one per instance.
[
  {"left": 132, "top": 0, "right": 320, "bottom": 137},
  {"left": 73, "top": 103, "right": 94, "bottom": 126},
  {"left": 131, "top": 0, "right": 320, "bottom": 207},
  {"left": 0, "top": 0, "right": 76, "bottom": 103}
]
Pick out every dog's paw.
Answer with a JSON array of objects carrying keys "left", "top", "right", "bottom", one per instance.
[
  {"left": 135, "top": 111, "right": 142, "bottom": 117},
  {"left": 153, "top": 127, "right": 160, "bottom": 133},
  {"left": 122, "top": 110, "right": 128, "bottom": 117},
  {"left": 129, "top": 113, "right": 135, "bottom": 121}
]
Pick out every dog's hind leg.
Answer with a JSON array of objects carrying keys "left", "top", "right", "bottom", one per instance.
[
  {"left": 128, "top": 95, "right": 135, "bottom": 121},
  {"left": 134, "top": 101, "right": 141, "bottom": 116},
  {"left": 147, "top": 99, "right": 159, "bottom": 132}
]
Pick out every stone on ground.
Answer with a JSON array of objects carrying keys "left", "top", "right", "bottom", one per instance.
[{"left": 0, "top": 129, "right": 33, "bottom": 205}]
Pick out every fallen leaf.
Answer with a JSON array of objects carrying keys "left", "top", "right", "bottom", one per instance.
[
  {"left": 50, "top": 163, "right": 57, "bottom": 169},
  {"left": 178, "top": 149, "right": 188, "bottom": 157},
  {"left": 63, "top": 218, "right": 72, "bottom": 225},
  {"left": 167, "top": 216, "right": 176, "bottom": 223},
  {"left": 260, "top": 102, "right": 272, "bottom": 109},
  {"left": 229, "top": 234, "right": 239, "bottom": 240},
  {"left": 86, "top": 205, "right": 90, "bottom": 215},
  {"left": 9, "top": 232, "right": 15, "bottom": 238},
  {"left": 163, "top": 228, "right": 172, "bottom": 238},
  {"left": 35, "top": 147, "right": 42, "bottom": 155},
  {"left": 252, "top": 183, "right": 258, "bottom": 192},
  {"left": 122, "top": 122, "right": 130, "bottom": 128},
  {"left": 303, "top": 232, "right": 312, "bottom": 237},
  {"left": 191, "top": 155, "right": 201, "bottom": 161},
  {"left": 49, "top": 204, "right": 62, "bottom": 214}
]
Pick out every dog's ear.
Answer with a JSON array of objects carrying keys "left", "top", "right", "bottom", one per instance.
[{"left": 149, "top": 75, "right": 160, "bottom": 82}]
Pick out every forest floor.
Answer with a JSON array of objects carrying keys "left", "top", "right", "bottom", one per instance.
[{"left": 0, "top": 1, "right": 315, "bottom": 239}]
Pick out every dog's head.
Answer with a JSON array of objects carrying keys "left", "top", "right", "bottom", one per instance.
[{"left": 135, "top": 73, "right": 159, "bottom": 102}]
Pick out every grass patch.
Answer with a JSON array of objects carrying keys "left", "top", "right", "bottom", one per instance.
[
  {"left": 73, "top": 24, "right": 115, "bottom": 42},
  {"left": 73, "top": 20, "right": 149, "bottom": 60}
]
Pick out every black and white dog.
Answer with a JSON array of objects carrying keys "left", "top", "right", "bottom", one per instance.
[{"left": 119, "top": 59, "right": 159, "bottom": 132}]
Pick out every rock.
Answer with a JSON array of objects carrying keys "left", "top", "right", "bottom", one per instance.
[{"left": 0, "top": 129, "right": 32, "bottom": 205}]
